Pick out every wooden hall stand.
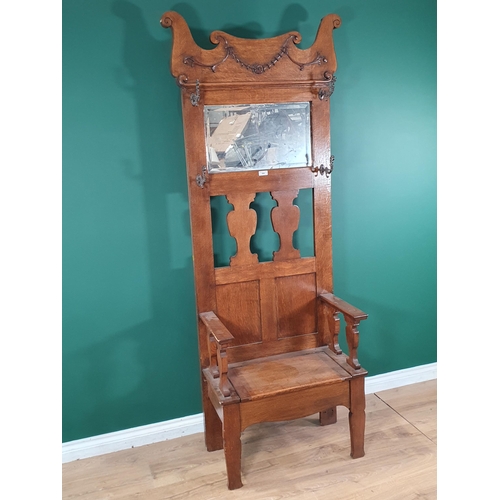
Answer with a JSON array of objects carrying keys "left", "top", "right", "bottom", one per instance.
[{"left": 160, "top": 11, "right": 368, "bottom": 490}]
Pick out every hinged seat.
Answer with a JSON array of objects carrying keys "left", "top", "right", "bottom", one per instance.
[
  {"left": 228, "top": 348, "right": 352, "bottom": 403},
  {"left": 161, "top": 11, "right": 369, "bottom": 490}
]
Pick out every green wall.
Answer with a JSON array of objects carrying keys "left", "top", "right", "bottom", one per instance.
[{"left": 63, "top": 0, "right": 436, "bottom": 442}]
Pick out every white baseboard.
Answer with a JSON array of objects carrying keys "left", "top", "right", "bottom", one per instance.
[
  {"left": 62, "top": 362, "right": 436, "bottom": 463},
  {"left": 62, "top": 414, "right": 205, "bottom": 464},
  {"left": 365, "top": 362, "right": 437, "bottom": 394}
]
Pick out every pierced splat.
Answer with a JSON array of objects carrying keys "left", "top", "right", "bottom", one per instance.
[
  {"left": 271, "top": 190, "right": 301, "bottom": 261},
  {"left": 226, "top": 192, "right": 258, "bottom": 266}
]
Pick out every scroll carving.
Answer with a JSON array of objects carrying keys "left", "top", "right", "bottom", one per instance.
[
  {"left": 184, "top": 35, "right": 328, "bottom": 75},
  {"left": 161, "top": 11, "right": 341, "bottom": 84}
]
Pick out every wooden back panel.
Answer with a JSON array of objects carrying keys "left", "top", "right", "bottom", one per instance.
[
  {"left": 187, "top": 98, "right": 333, "bottom": 367},
  {"left": 162, "top": 12, "right": 340, "bottom": 368},
  {"left": 209, "top": 165, "right": 330, "bottom": 364}
]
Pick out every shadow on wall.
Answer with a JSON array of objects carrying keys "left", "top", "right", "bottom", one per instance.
[
  {"left": 64, "top": 1, "right": 197, "bottom": 440},
  {"left": 169, "top": 2, "right": 310, "bottom": 43},
  {"left": 64, "top": 1, "right": 338, "bottom": 441},
  {"left": 170, "top": 3, "right": 315, "bottom": 266}
]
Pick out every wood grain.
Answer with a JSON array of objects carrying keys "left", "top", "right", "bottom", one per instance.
[
  {"left": 215, "top": 281, "right": 262, "bottom": 346},
  {"left": 270, "top": 190, "right": 301, "bottom": 261},
  {"left": 319, "top": 292, "right": 368, "bottom": 321},
  {"left": 228, "top": 350, "right": 350, "bottom": 402},
  {"left": 159, "top": 11, "right": 370, "bottom": 490},
  {"left": 375, "top": 379, "right": 437, "bottom": 444},
  {"left": 240, "top": 382, "right": 350, "bottom": 431},
  {"left": 160, "top": 11, "right": 341, "bottom": 85},
  {"left": 208, "top": 167, "right": 314, "bottom": 197},
  {"left": 276, "top": 273, "right": 317, "bottom": 337},
  {"left": 310, "top": 98, "right": 333, "bottom": 295},
  {"left": 199, "top": 311, "right": 234, "bottom": 344},
  {"left": 62, "top": 381, "right": 437, "bottom": 499},
  {"left": 226, "top": 333, "right": 320, "bottom": 364},
  {"left": 222, "top": 404, "right": 243, "bottom": 489},
  {"left": 214, "top": 257, "right": 316, "bottom": 285},
  {"left": 258, "top": 278, "right": 278, "bottom": 342},
  {"left": 226, "top": 192, "right": 258, "bottom": 266}
]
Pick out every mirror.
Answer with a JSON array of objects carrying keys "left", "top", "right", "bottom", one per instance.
[{"left": 204, "top": 102, "right": 312, "bottom": 173}]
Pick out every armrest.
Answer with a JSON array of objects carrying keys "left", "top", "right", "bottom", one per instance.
[
  {"left": 319, "top": 293, "right": 368, "bottom": 321},
  {"left": 199, "top": 311, "right": 234, "bottom": 345},
  {"left": 318, "top": 293, "right": 367, "bottom": 371},
  {"left": 199, "top": 311, "right": 234, "bottom": 397}
]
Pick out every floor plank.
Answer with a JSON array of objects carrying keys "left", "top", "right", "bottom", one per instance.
[
  {"left": 374, "top": 379, "right": 437, "bottom": 443},
  {"left": 62, "top": 380, "right": 437, "bottom": 499}
]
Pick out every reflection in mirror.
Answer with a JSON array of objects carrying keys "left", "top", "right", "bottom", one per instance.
[{"left": 204, "top": 102, "right": 311, "bottom": 173}]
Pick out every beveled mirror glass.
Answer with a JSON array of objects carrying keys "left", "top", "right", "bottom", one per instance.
[{"left": 204, "top": 102, "right": 311, "bottom": 173}]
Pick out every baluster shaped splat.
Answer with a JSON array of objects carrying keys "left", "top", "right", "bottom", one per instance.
[
  {"left": 327, "top": 310, "right": 343, "bottom": 355},
  {"left": 226, "top": 192, "right": 258, "bottom": 266},
  {"left": 271, "top": 190, "right": 300, "bottom": 261},
  {"left": 345, "top": 317, "right": 361, "bottom": 370}
]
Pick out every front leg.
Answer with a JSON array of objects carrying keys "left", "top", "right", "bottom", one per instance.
[
  {"left": 223, "top": 404, "right": 243, "bottom": 489},
  {"left": 349, "top": 376, "right": 366, "bottom": 458},
  {"left": 202, "top": 378, "right": 223, "bottom": 451}
]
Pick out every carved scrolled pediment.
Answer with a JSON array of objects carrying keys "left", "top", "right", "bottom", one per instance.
[{"left": 160, "top": 11, "right": 341, "bottom": 87}]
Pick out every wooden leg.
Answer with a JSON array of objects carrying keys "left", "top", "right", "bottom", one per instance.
[
  {"left": 319, "top": 407, "right": 337, "bottom": 425},
  {"left": 202, "top": 380, "right": 223, "bottom": 452},
  {"left": 222, "top": 404, "right": 243, "bottom": 490},
  {"left": 349, "top": 377, "right": 366, "bottom": 459}
]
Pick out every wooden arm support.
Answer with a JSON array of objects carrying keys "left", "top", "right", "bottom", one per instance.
[
  {"left": 319, "top": 293, "right": 368, "bottom": 370},
  {"left": 199, "top": 311, "right": 234, "bottom": 397}
]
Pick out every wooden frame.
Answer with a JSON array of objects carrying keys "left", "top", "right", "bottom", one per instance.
[{"left": 161, "top": 11, "right": 368, "bottom": 489}]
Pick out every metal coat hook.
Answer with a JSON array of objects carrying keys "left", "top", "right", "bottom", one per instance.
[
  {"left": 311, "top": 155, "right": 334, "bottom": 177},
  {"left": 318, "top": 75, "right": 337, "bottom": 100},
  {"left": 190, "top": 79, "right": 200, "bottom": 106},
  {"left": 196, "top": 166, "right": 208, "bottom": 188}
]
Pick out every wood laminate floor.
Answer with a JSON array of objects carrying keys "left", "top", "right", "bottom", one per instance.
[{"left": 62, "top": 380, "right": 437, "bottom": 499}]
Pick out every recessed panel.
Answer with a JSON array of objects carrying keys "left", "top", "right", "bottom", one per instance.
[
  {"left": 216, "top": 281, "right": 262, "bottom": 345},
  {"left": 276, "top": 273, "right": 317, "bottom": 337}
]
